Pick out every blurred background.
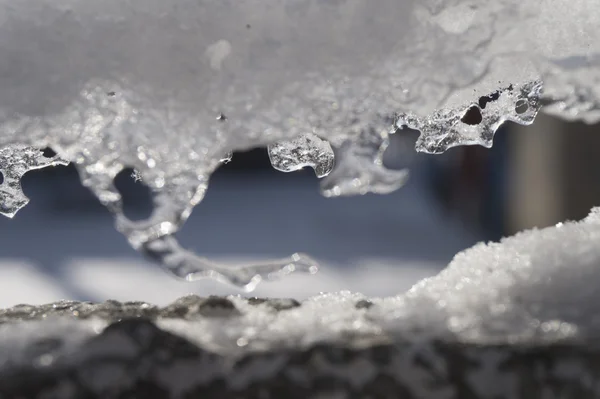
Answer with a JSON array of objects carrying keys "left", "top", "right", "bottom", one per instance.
[{"left": 0, "top": 114, "right": 597, "bottom": 307}]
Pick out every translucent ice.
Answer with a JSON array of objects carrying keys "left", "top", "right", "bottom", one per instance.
[
  {"left": 0, "top": 145, "right": 68, "bottom": 218},
  {"left": 0, "top": 0, "right": 599, "bottom": 287},
  {"left": 398, "top": 81, "right": 543, "bottom": 154},
  {"left": 268, "top": 133, "right": 334, "bottom": 178},
  {"left": 320, "top": 124, "right": 409, "bottom": 197}
]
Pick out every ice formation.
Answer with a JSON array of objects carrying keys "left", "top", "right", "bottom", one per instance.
[
  {"left": 0, "top": 145, "right": 68, "bottom": 217},
  {"left": 267, "top": 133, "right": 334, "bottom": 178},
  {"left": 0, "top": 0, "right": 599, "bottom": 287}
]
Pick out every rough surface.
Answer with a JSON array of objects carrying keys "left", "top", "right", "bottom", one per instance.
[{"left": 1, "top": 298, "right": 600, "bottom": 399}]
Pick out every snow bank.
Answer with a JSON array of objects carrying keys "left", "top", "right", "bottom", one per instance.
[{"left": 394, "top": 208, "right": 600, "bottom": 344}]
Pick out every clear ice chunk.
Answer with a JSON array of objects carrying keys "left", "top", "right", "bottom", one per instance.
[
  {"left": 142, "top": 236, "right": 318, "bottom": 292},
  {"left": 320, "top": 126, "right": 408, "bottom": 197},
  {"left": 0, "top": 145, "right": 68, "bottom": 218},
  {"left": 399, "top": 81, "right": 543, "bottom": 154},
  {"left": 268, "top": 133, "right": 334, "bottom": 178}
]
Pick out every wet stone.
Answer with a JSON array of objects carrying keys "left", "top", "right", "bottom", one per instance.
[
  {"left": 248, "top": 297, "right": 301, "bottom": 311},
  {"left": 170, "top": 295, "right": 204, "bottom": 308},
  {"left": 196, "top": 296, "right": 240, "bottom": 318},
  {"left": 268, "top": 298, "right": 301, "bottom": 311},
  {"left": 247, "top": 297, "right": 268, "bottom": 306},
  {"left": 0, "top": 297, "right": 599, "bottom": 398},
  {"left": 355, "top": 299, "right": 374, "bottom": 309},
  {"left": 0, "top": 300, "right": 161, "bottom": 324},
  {"left": 161, "top": 295, "right": 204, "bottom": 318}
]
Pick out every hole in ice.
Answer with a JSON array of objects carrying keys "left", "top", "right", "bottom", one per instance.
[
  {"left": 218, "top": 147, "right": 276, "bottom": 174},
  {"left": 383, "top": 128, "right": 421, "bottom": 170},
  {"left": 41, "top": 147, "right": 57, "bottom": 158},
  {"left": 0, "top": 171, "right": 3, "bottom": 185},
  {"left": 113, "top": 167, "right": 154, "bottom": 221},
  {"left": 515, "top": 99, "right": 529, "bottom": 115},
  {"left": 461, "top": 106, "right": 483, "bottom": 125},
  {"left": 478, "top": 91, "right": 500, "bottom": 109}
]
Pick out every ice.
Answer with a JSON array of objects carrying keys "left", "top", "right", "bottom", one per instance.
[
  {"left": 268, "top": 133, "right": 334, "bottom": 178},
  {"left": 399, "top": 81, "right": 543, "bottom": 154},
  {"left": 0, "top": 0, "right": 599, "bottom": 287},
  {"left": 320, "top": 124, "right": 409, "bottom": 197},
  {"left": 0, "top": 145, "right": 68, "bottom": 218}
]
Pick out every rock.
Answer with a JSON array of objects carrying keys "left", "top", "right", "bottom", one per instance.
[
  {"left": 248, "top": 297, "right": 301, "bottom": 311},
  {"left": 355, "top": 299, "right": 374, "bottom": 310},
  {"left": 0, "top": 296, "right": 598, "bottom": 398},
  {"left": 196, "top": 296, "right": 240, "bottom": 317}
]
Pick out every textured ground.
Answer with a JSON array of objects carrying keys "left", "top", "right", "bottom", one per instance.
[{"left": 0, "top": 296, "right": 598, "bottom": 399}]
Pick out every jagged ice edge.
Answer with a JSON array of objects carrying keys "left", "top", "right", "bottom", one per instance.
[{"left": 0, "top": 79, "right": 552, "bottom": 291}]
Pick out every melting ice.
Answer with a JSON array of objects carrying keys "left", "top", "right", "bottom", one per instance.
[{"left": 0, "top": 0, "right": 599, "bottom": 288}]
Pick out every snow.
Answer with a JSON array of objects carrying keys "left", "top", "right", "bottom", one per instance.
[
  {"left": 394, "top": 208, "right": 600, "bottom": 343},
  {"left": 0, "top": 317, "right": 106, "bottom": 370}
]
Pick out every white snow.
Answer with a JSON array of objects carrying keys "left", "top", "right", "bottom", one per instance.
[
  {"left": 0, "top": 317, "right": 107, "bottom": 369},
  {"left": 393, "top": 208, "right": 600, "bottom": 343}
]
